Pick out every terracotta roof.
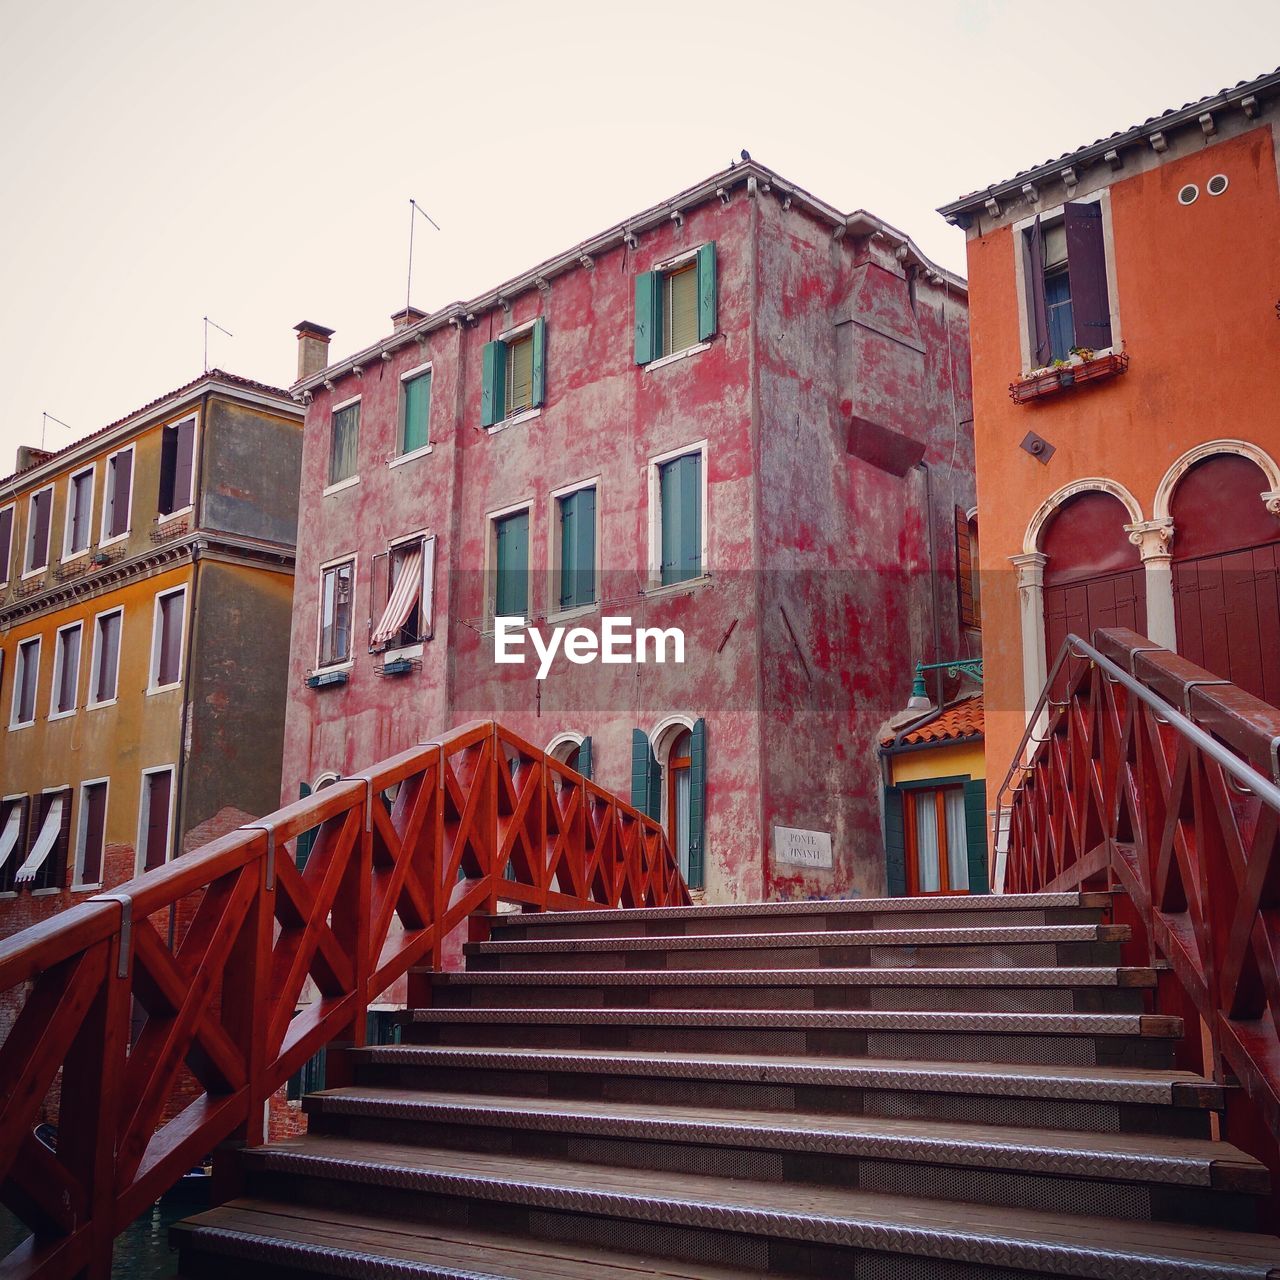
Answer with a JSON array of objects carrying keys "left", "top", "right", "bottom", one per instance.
[
  {"left": 1, "top": 368, "right": 297, "bottom": 491},
  {"left": 940, "top": 67, "right": 1280, "bottom": 217},
  {"left": 882, "top": 695, "right": 984, "bottom": 748}
]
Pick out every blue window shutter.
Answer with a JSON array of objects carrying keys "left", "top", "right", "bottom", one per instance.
[
  {"left": 576, "top": 487, "right": 595, "bottom": 606},
  {"left": 963, "top": 778, "right": 990, "bottom": 894},
  {"left": 496, "top": 511, "right": 529, "bottom": 618},
  {"left": 634, "top": 272, "right": 661, "bottom": 364},
  {"left": 681, "top": 454, "right": 701, "bottom": 579},
  {"left": 884, "top": 786, "right": 906, "bottom": 897},
  {"left": 559, "top": 492, "right": 577, "bottom": 610},
  {"left": 659, "top": 460, "right": 680, "bottom": 584},
  {"left": 631, "top": 729, "right": 654, "bottom": 815},
  {"left": 696, "top": 242, "right": 717, "bottom": 342},
  {"left": 688, "top": 717, "right": 706, "bottom": 888},
  {"left": 577, "top": 735, "right": 592, "bottom": 780},
  {"left": 530, "top": 316, "right": 547, "bottom": 407},
  {"left": 481, "top": 340, "right": 506, "bottom": 427},
  {"left": 296, "top": 782, "right": 316, "bottom": 870}
]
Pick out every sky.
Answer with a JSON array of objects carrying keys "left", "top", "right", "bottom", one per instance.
[{"left": 1, "top": 0, "right": 1277, "bottom": 467}]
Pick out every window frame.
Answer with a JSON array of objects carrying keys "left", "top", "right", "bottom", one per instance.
[
  {"left": 0, "top": 502, "right": 14, "bottom": 587},
  {"left": 10, "top": 636, "right": 41, "bottom": 730},
  {"left": 549, "top": 476, "right": 601, "bottom": 620},
  {"left": 486, "top": 500, "right": 533, "bottom": 628},
  {"left": 147, "top": 584, "right": 188, "bottom": 694},
  {"left": 87, "top": 605, "right": 124, "bottom": 709},
  {"left": 902, "top": 782, "right": 971, "bottom": 897},
  {"left": 63, "top": 464, "right": 96, "bottom": 561},
  {"left": 0, "top": 792, "right": 27, "bottom": 897},
  {"left": 27, "top": 784, "right": 72, "bottom": 896},
  {"left": 135, "top": 764, "right": 176, "bottom": 876},
  {"left": 72, "top": 776, "right": 110, "bottom": 891},
  {"left": 326, "top": 395, "right": 362, "bottom": 493},
  {"left": 483, "top": 317, "right": 546, "bottom": 432},
  {"left": 1012, "top": 191, "right": 1121, "bottom": 376},
  {"left": 48, "top": 620, "right": 84, "bottom": 721},
  {"left": 373, "top": 531, "right": 436, "bottom": 655},
  {"left": 23, "top": 484, "right": 55, "bottom": 577},
  {"left": 157, "top": 413, "right": 199, "bottom": 524},
  {"left": 395, "top": 362, "right": 434, "bottom": 462},
  {"left": 99, "top": 444, "right": 136, "bottom": 548},
  {"left": 647, "top": 440, "right": 709, "bottom": 592},
  {"left": 315, "top": 554, "right": 358, "bottom": 671}
]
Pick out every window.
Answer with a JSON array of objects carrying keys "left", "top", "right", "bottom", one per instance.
[
  {"left": 101, "top": 447, "right": 134, "bottom": 542},
  {"left": 89, "top": 608, "right": 122, "bottom": 706},
  {"left": 632, "top": 719, "right": 706, "bottom": 888},
  {"left": 137, "top": 767, "right": 174, "bottom": 873},
  {"left": 493, "top": 510, "right": 530, "bottom": 619},
  {"left": 24, "top": 487, "right": 52, "bottom": 574},
  {"left": 480, "top": 318, "right": 546, "bottom": 428},
  {"left": 903, "top": 786, "right": 970, "bottom": 895},
  {"left": 159, "top": 416, "right": 196, "bottom": 516},
  {"left": 74, "top": 780, "right": 108, "bottom": 888},
  {"left": 318, "top": 559, "right": 355, "bottom": 667},
  {"left": 329, "top": 399, "right": 360, "bottom": 486},
  {"left": 11, "top": 637, "right": 40, "bottom": 728},
  {"left": 655, "top": 449, "right": 704, "bottom": 586},
  {"left": 0, "top": 504, "right": 13, "bottom": 585},
  {"left": 955, "top": 508, "right": 980, "bottom": 630},
  {"left": 556, "top": 485, "right": 596, "bottom": 610},
  {"left": 149, "top": 586, "right": 186, "bottom": 691},
  {"left": 370, "top": 536, "right": 435, "bottom": 650},
  {"left": 61, "top": 466, "right": 94, "bottom": 560},
  {"left": 0, "top": 795, "right": 28, "bottom": 894},
  {"left": 634, "top": 243, "right": 717, "bottom": 365},
  {"left": 399, "top": 366, "right": 432, "bottom": 456},
  {"left": 1023, "top": 203, "right": 1112, "bottom": 366},
  {"left": 50, "top": 623, "right": 82, "bottom": 718},
  {"left": 14, "top": 788, "right": 70, "bottom": 892}
]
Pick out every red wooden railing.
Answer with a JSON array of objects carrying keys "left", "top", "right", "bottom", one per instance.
[
  {"left": 0, "top": 720, "right": 689, "bottom": 1278},
  {"left": 995, "top": 629, "right": 1280, "bottom": 1181}
]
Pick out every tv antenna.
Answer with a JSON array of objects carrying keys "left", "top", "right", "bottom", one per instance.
[
  {"left": 406, "top": 199, "right": 442, "bottom": 312},
  {"left": 41, "top": 412, "right": 74, "bottom": 450},
  {"left": 203, "top": 316, "right": 234, "bottom": 371}
]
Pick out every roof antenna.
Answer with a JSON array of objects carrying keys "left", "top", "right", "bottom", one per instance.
[
  {"left": 406, "top": 199, "right": 442, "bottom": 312},
  {"left": 41, "top": 412, "right": 74, "bottom": 450},
  {"left": 203, "top": 316, "right": 233, "bottom": 372}
]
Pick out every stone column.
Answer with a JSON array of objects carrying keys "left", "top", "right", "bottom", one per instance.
[
  {"left": 1010, "top": 552, "right": 1049, "bottom": 728},
  {"left": 1125, "top": 518, "right": 1176, "bottom": 650}
]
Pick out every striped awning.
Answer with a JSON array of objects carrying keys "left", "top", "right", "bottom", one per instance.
[
  {"left": 15, "top": 793, "right": 64, "bottom": 884},
  {"left": 371, "top": 548, "right": 423, "bottom": 648},
  {"left": 0, "top": 804, "right": 21, "bottom": 875}
]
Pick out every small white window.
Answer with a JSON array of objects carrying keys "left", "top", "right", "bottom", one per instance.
[
  {"left": 74, "top": 779, "right": 109, "bottom": 889},
  {"left": 88, "top": 608, "right": 123, "bottom": 707},
  {"left": 317, "top": 558, "right": 356, "bottom": 668},
  {"left": 24, "top": 486, "right": 53, "bottom": 574},
  {"left": 64, "top": 466, "right": 95, "bottom": 558},
  {"left": 10, "top": 637, "right": 40, "bottom": 728},
  {"left": 100, "top": 446, "right": 134, "bottom": 543},
  {"left": 49, "top": 622, "right": 83, "bottom": 718},
  {"left": 137, "top": 766, "right": 175, "bottom": 874},
  {"left": 0, "top": 504, "right": 13, "bottom": 586},
  {"left": 148, "top": 586, "right": 187, "bottom": 692}
]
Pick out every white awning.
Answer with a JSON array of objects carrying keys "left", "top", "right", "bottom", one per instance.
[
  {"left": 0, "top": 804, "right": 22, "bottom": 875},
  {"left": 371, "top": 548, "right": 423, "bottom": 648},
  {"left": 15, "top": 794, "right": 64, "bottom": 884}
]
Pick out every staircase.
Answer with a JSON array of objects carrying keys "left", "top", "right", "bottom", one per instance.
[{"left": 172, "top": 891, "right": 1280, "bottom": 1279}]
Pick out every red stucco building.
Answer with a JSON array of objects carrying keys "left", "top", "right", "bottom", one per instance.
[{"left": 283, "top": 159, "right": 974, "bottom": 904}]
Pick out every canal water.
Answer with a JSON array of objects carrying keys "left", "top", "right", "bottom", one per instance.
[{"left": 1, "top": 1199, "right": 192, "bottom": 1277}]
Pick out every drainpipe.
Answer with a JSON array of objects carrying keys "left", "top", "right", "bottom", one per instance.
[{"left": 915, "top": 460, "right": 944, "bottom": 710}]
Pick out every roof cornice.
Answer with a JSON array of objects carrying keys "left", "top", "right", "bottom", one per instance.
[{"left": 294, "top": 161, "right": 967, "bottom": 396}]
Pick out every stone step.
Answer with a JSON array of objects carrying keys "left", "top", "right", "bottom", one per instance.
[
  {"left": 426, "top": 966, "right": 1156, "bottom": 1014},
  {"left": 464, "top": 923, "right": 1131, "bottom": 973},
  {"left": 487, "top": 891, "right": 1112, "bottom": 941},
  {"left": 354, "top": 1044, "right": 1219, "bottom": 1138},
  {"left": 303, "top": 1085, "right": 1268, "bottom": 1227},
  {"left": 232, "top": 1135, "right": 1280, "bottom": 1279}
]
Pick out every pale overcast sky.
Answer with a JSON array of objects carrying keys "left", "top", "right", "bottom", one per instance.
[{"left": 1, "top": 0, "right": 1277, "bottom": 467}]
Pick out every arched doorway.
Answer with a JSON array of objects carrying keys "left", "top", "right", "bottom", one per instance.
[
  {"left": 1170, "top": 453, "right": 1280, "bottom": 704},
  {"left": 1041, "top": 490, "right": 1146, "bottom": 687}
]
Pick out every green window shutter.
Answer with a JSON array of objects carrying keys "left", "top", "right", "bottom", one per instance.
[
  {"left": 660, "top": 453, "right": 702, "bottom": 585},
  {"left": 296, "top": 782, "right": 316, "bottom": 871},
  {"left": 687, "top": 718, "right": 706, "bottom": 889},
  {"left": 530, "top": 317, "right": 546, "bottom": 408},
  {"left": 495, "top": 511, "right": 529, "bottom": 618},
  {"left": 884, "top": 786, "right": 906, "bottom": 897},
  {"left": 963, "top": 779, "right": 990, "bottom": 894},
  {"left": 577, "top": 735, "right": 592, "bottom": 780},
  {"left": 634, "top": 271, "right": 661, "bottom": 364},
  {"left": 559, "top": 493, "right": 576, "bottom": 610},
  {"left": 559, "top": 486, "right": 596, "bottom": 609},
  {"left": 481, "top": 340, "right": 506, "bottom": 427},
  {"left": 402, "top": 371, "right": 431, "bottom": 453},
  {"left": 696, "top": 242, "right": 717, "bottom": 342},
  {"left": 648, "top": 751, "right": 662, "bottom": 822},
  {"left": 631, "top": 729, "right": 654, "bottom": 815}
]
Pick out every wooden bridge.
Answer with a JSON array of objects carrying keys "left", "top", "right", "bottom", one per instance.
[{"left": 2, "top": 635, "right": 1280, "bottom": 1277}]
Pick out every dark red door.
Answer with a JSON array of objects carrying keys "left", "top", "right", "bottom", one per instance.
[{"left": 144, "top": 772, "right": 171, "bottom": 871}]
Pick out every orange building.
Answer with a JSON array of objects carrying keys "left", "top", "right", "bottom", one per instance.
[{"left": 939, "top": 69, "right": 1280, "bottom": 861}]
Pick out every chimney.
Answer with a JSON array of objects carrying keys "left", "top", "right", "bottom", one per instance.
[
  {"left": 390, "top": 305, "right": 427, "bottom": 331},
  {"left": 294, "top": 321, "right": 335, "bottom": 382},
  {"left": 15, "top": 445, "right": 54, "bottom": 473}
]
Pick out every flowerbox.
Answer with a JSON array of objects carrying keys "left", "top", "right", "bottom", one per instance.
[{"left": 1010, "top": 351, "right": 1129, "bottom": 404}]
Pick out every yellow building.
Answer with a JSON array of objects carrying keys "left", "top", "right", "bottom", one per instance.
[{"left": 0, "top": 371, "right": 302, "bottom": 938}]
